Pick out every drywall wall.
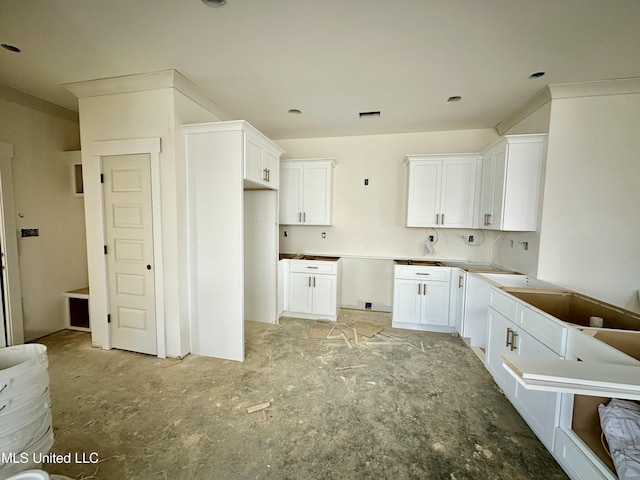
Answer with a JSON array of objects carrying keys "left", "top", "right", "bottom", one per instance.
[
  {"left": 173, "top": 90, "right": 223, "bottom": 354},
  {"left": 493, "top": 101, "right": 552, "bottom": 276},
  {"left": 77, "top": 87, "right": 221, "bottom": 357},
  {"left": 0, "top": 98, "right": 86, "bottom": 341},
  {"left": 275, "top": 129, "right": 499, "bottom": 310},
  {"left": 537, "top": 93, "right": 640, "bottom": 312}
]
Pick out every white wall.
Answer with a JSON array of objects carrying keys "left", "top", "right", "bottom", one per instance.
[
  {"left": 275, "top": 129, "right": 500, "bottom": 310},
  {"left": 537, "top": 93, "right": 640, "bottom": 312},
  {"left": 0, "top": 98, "right": 86, "bottom": 340},
  {"left": 79, "top": 88, "right": 220, "bottom": 357}
]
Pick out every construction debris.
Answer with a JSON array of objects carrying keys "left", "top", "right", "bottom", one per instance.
[
  {"left": 247, "top": 402, "right": 271, "bottom": 414},
  {"left": 335, "top": 364, "right": 367, "bottom": 371}
]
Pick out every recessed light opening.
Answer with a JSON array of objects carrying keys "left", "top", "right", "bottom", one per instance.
[
  {"left": 359, "top": 111, "right": 381, "bottom": 118},
  {"left": 1, "top": 44, "right": 21, "bottom": 53},
  {"left": 288, "top": 109, "right": 302, "bottom": 115},
  {"left": 201, "top": 0, "right": 227, "bottom": 7},
  {"left": 447, "top": 96, "right": 462, "bottom": 103},
  {"left": 529, "top": 71, "right": 546, "bottom": 79}
]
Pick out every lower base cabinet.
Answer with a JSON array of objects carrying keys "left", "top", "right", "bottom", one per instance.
[
  {"left": 392, "top": 265, "right": 454, "bottom": 332},
  {"left": 282, "top": 258, "right": 342, "bottom": 321},
  {"left": 485, "top": 304, "right": 560, "bottom": 451}
]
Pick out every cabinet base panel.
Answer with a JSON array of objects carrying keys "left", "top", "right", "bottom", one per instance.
[
  {"left": 281, "top": 311, "right": 338, "bottom": 322},
  {"left": 391, "top": 321, "right": 455, "bottom": 333}
]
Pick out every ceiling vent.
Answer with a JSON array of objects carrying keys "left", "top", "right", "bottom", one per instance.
[{"left": 359, "top": 111, "right": 381, "bottom": 118}]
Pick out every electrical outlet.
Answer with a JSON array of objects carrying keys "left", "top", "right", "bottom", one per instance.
[
  {"left": 283, "top": 230, "right": 287, "bottom": 237},
  {"left": 468, "top": 235, "right": 474, "bottom": 243},
  {"left": 364, "top": 178, "right": 369, "bottom": 186},
  {"left": 21, "top": 228, "right": 39, "bottom": 237},
  {"left": 321, "top": 232, "right": 326, "bottom": 239},
  {"left": 365, "top": 302, "right": 372, "bottom": 310}
]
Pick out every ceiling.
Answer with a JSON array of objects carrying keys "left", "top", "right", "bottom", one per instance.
[{"left": 1, "top": 0, "right": 639, "bottom": 139}]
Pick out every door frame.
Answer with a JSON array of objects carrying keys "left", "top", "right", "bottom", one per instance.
[
  {"left": 0, "top": 141, "right": 24, "bottom": 346},
  {"left": 91, "top": 138, "right": 166, "bottom": 358}
]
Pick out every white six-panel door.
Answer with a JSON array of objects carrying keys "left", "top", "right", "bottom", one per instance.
[{"left": 103, "top": 154, "right": 157, "bottom": 355}]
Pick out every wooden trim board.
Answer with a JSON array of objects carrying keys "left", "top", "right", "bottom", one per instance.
[{"left": 502, "top": 354, "right": 640, "bottom": 400}]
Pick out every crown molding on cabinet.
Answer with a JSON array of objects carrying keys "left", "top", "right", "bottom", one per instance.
[
  {"left": 63, "top": 69, "right": 229, "bottom": 121},
  {"left": 496, "top": 77, "right": 640, "bottom": 136},
  {"left": 0, "top": 84, "right": 79, "bottom": 123}
]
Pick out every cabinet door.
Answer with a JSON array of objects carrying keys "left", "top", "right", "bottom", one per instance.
[
  {"left": 440, "top": 159, "right": 476, "bottom": 228},
  {"left": 406, "top": 161, "right": 441, "bottom": 227},
  {"left": 393, "top": 279, "right": 423, "bottom": 324},
  {"left": 280, "top": 164, "right": 303, "bottom": 224},
  {"left": 302, "top": 164, "right": 331, "bottom": 225},
  {"left": 487, "top": 145, "right": 506, "bottom": 230},
  {"left": 454, "top": 271, "right": 466, "bottom": 335},
  {"left": 263, "top": 149, "right": 279, "bottom": 189},
  {"left": 513, "top": 329, "right": 560, "bottom": 449},
  {"left": 288, "top": 272, "right": 313, "bottom": 313},
  {"left": 422, "top": 281, "right": 450, "bottom": 326},
  {"left": 245, "top": 134, "right": 265, "bottom": 185},
  {"left": 485, "top": 307, "right": 517, "bottom": 397},
  {"left": 311, "top": 274, "right": 337, "bottom": 316}
]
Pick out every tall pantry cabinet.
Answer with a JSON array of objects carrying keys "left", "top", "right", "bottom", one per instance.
[{"left": 183, "top": 121, "right": 284, "bottom": 362}]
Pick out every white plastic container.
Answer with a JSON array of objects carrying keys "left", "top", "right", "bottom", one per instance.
[
  {"left": 0, "top": 345, "right": 54, "bottom": 480},
  {"left": 0, "top": 345, "right": 49, "bottom": 416}
]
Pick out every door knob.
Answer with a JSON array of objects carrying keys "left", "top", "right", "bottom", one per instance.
[{"left": 147, "top": 265, "right": 152, "bottom": 270}]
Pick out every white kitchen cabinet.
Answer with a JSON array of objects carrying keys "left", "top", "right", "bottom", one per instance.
[
  {"left": 280, "top": 159, "right": 335, "bottom": 225},
  {"left": 453, "top": 269, "right": 467, "bottom": 337},
  {"left": 244, "top": 129, "right": 280, "bottom": 189},
  {"left": 183, "top": 120, "right": 284, "bottom": 362},
  {"left": 485, "top": 305, "right": 560, "bottom": 450},
  {"left": 392, "top": 265, "right": 452, "bottom": 332},
  {"left": 405, "top": 154, "right": 480, "bottom": 228},
  {"left": 284, "top": 258, "right": 342, "bottom": 321},
  {"left": 479, "top": 134, "right": 546, "bottom": 231}
]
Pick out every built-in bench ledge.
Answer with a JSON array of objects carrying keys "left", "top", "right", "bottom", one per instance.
[{"left": 64, "top": 287, "right": 90, "bottom": 331}]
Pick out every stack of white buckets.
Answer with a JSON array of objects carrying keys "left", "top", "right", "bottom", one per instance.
[{"left": 0, "top": 344, "right": 55, "bottom": 480}]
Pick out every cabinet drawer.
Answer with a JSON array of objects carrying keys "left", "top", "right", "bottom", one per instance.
[
  {"left": 517, "top": 304, "right": 566, "bottom": 355},
  {"left": 395, "top": 266, "right": 451, "bottom": 281},
  {"left": 553, "top": 428, "right": 613, "bottom": 480},
  {"left": 489, "top": 288, "right": 517, "bottom": 319},
  {"left": 289, "top": 260, "right": 337, "bottom": 275}
]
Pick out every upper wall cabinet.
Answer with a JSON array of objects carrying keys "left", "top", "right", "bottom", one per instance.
[
  {"left": 280, "top": 159, "right": 335, "bottom": 225},
  {"left": 244, "top": 127, "right": 283, "bottom": 190},
  {"left": 405, "top": 154, "right": 480, "bottom": 228},
  {"left": 479, "top": 134, "right": 547, "bottom": 231}
]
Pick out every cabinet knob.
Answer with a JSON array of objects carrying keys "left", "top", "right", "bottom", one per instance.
[{"left": 146, "top": 264, "right": 152, "bottom": 270}]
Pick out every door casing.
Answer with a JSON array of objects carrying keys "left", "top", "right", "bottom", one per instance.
[{"left": 90, "top": 138, "right": 166, "bottom": 358}]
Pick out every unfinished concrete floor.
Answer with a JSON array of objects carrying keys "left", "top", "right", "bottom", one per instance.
[{"left": 37, "top": 310, "right": 567, "bottom": 479}]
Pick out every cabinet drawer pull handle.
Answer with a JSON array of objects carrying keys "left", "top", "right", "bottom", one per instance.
[
  {"left": 299, "top": 212, "right": 302, "bottom": 222},
  {"left": 458, "top": 276, "right": 464, "bottom": 288},
  {"left": 416, "top": 273, "right": 430, "bottom": 276},
  {"left": 313, "top": 277, "right": 316, "bottom": 288},
  {"left": 487, "top": 213, "right": 492, "bottom": 225},
  {"left": 435, "top": 213, "right": 439, "bottom": 225},
  {"left": 505, "top": 328, "right": 512, "bottom": 347},
  {"left": 441, "top": 214, "right": 444, "bottom": 225},
  {"left": 423, "top": 284, "right": 426, "bottom": 295},
  {"left": 263, "top": 168, "right": 268, "bottom": 181},
  {"left": 308, "top": 276, "right": 311, "bottom": 287},
  {"left": 510, "top": 332, "right": 518, "bottom": 351},
  {"left": 307, "top": 266, "right": 318, "bottom": 269},
  {"left": 303, "top": 212, "right": 306, "bottom": 222},
  {"left": 418, "top": 283, "right": 421, "bottom": 295},
  {"left": 267, "top": 168, "right": 270, "bottom": 182}
]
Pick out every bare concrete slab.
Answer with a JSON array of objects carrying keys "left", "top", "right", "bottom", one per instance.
[{"left": 37, "top": 310, "right": 567, "bottom": 479}]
